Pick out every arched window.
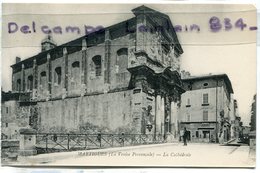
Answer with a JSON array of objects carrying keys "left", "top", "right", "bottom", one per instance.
[
  {"left": 71, "top": 61, "right": 80, "bottom": 85},
  {"left": 16, "top": 79, "right": 21, "bottom": 91},
  {"left": 40, "top": 71, "right": 47, "bottom": 86},
  {"left": 116, "top": 48, "right": 128, "bottom": 72},
  {"left": 54, "top": 67, "right": 62, "bottom": 85},
  {"left": 92, "top": 55, "right": 101, "bottom": 77},
  {"left": 27, "top": 75, "right": 33, "bottom": 91},
  {"left": 72, "top": 61, "right": 80, "bottom": 68}
]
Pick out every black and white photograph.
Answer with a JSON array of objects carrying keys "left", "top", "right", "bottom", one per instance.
[{"left": 1, "top": 2, "right": 257, "bottom": 168}]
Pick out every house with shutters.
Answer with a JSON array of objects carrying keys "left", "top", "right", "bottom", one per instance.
[{"left": 180, "top": 73, "right": 236, "bottom": 143}]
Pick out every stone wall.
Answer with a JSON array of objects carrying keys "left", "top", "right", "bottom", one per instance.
[
  {"left": 144, "top": 28, "right": 179, "bottom": 71},
  {"left": 1, "top": 140, "right": 19, "bottom": 164},
  {"left": 12, "top": 34, "right": 135, "bottom": 101},
  {"left": 1, "top": 101, "right": 19, "bottom": 139},
  {"left": 37, "top": 90, "right": 134, "bottom": 133}
]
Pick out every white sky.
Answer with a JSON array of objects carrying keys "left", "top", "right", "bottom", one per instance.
[{"left": 1, "top": 3, "right": 257, "bottom": 125}]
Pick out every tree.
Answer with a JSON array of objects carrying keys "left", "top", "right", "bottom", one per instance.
[{"left": 250, "top": 94, "right": 256, "bottom": 131}]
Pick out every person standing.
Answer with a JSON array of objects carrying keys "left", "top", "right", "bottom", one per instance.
[{"left": 183, "top": 127, "right": 188, "bottom": 146}]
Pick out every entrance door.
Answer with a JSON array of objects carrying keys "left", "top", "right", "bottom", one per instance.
[{"left": 202, "top": 131, "right": 210, "bottom": 142}]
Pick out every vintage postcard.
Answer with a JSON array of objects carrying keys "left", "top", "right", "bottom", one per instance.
[{"left": 1, "top": 3, "right": 257, "bottom": 167}]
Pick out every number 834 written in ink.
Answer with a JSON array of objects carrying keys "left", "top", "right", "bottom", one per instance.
[{"left": 209, "top": 16, "right": 257, "bottom": 32}]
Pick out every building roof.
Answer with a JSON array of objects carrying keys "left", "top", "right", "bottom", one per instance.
[
  {"left": 11, "top": 5, "right": 183, "bottom": 70},
  {"left": 182, "top": 73, "right": 234, "bottom": 94}
]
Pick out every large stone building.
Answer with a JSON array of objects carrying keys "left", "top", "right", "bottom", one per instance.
[
  {"left": 180, "top": 73, "right": 236, "bottom": 143},
  {"left": 2, "top": 6, "right": 185, "bottom": 138}
]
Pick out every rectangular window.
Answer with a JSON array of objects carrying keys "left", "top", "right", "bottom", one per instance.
[
  {"left": 186, "top": 98, "right": 191, "bottom": 107},
  {"left": 6, "top": 123, "right": 8, "bottom": 127},
  {"left": 203, "top": 110, "right": 208, "bottom": 121},
  {"left": 186, "top": 113, "right": 191, "bottom": 122},
  {"left": 17, "top": 79, "right": 21, "bottom": 91},
  {"left": 6, "top": 107, "right": 8, "bottom": 114},
  {"left": 202, "top": 93, "right": 209, "bottom": 105},
  {"left": 29, "top": 116, "right": 32, "bottom": 126},
  {"left": 203, "top": 131, "right": 210, "bottom": 138},
  {"left": 196, "top": 131, "right": 199, "bottom": 138}
]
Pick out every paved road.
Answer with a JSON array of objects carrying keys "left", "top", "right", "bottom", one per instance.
[{"left": 17, "top": 142, "right": 255, "bottom": 167}]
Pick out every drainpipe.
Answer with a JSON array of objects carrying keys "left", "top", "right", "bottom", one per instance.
[
  {"left": 215, "top": 79, "right": 218, "bottom": 143},
  {"left": 154, "top": 94, "right": 157, "bottom": 141}
]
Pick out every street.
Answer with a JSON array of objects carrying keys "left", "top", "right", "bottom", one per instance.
[{"left": 16, "top": 142, "right": 255, "bottom": 167}]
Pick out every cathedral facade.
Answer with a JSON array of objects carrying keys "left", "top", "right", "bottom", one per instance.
[{"left": 3, "top": 6, "right": 184, "bottom": 137}]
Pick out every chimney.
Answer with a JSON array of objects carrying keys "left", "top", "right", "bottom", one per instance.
[{"left": 16, "top": 57, "right": 21, "bottom": 63}]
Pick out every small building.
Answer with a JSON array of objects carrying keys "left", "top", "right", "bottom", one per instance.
[
  {"left": 180, "top": 74, "right": 234, "bottom": 143},
  {"left": 1, "top": 91, "right": 20, "bottom": 139}
]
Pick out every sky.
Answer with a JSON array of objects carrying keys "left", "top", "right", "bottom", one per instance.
[{"left": 1, "top": 3, "right": 257, "bottom": 125}]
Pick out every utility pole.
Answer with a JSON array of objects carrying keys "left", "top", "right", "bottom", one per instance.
[{"left": 215, "top": 79, "right": 218, "bottom": 143}]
